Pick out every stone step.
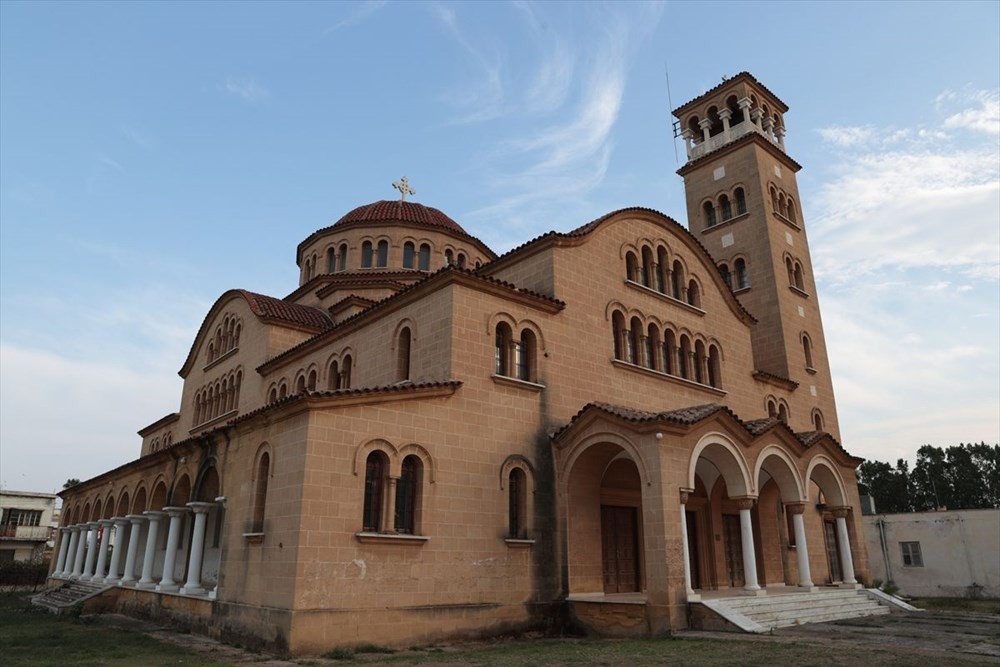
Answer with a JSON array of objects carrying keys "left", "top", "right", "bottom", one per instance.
[
  {"left": 756, "top": 602, "right": 889, "bottom": 627},
  {"left": 32, "top": 579, "right": 114, "bottom": 612},
  {"left": 695, "top": 589, "right": 893, "bottom": 633}
]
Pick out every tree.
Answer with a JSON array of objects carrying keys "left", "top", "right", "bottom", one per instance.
[
  {"left": 62, "top": 478, "right": 80, "bottom": 490},
  {"left": 858, "top": 459, "right": 911, "bottom": 513}
]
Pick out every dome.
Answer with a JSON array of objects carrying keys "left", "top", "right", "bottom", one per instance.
[{"left": 332, "top": 200, "right": 468, "bottom": 236}]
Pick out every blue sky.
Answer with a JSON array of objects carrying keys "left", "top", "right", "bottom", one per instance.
[{"left": 1, "top": 1, "right": 997, "bottom": 494}]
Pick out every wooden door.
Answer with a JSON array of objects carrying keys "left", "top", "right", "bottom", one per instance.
[
  {"left": 601, "top": 505, "right": 639, "bottom": 593},
  {"left": 722, "top": 514, "right": 745, "bottom": 588},
  {"left": 824, "top": 520, "right": 842, "bottom": 583}
]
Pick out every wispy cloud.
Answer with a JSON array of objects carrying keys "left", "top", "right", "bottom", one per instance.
[
  {"left": 325, "top": 0, "right": 386, "bottom": 33},
  {"left": 938, "top": 88, "right": 1000, "bottom": 135},
  {"left": 221, "top": 77, "right": 270, "bottom": 102},
  {"left": 430, "top": 3, "right": 506, "bottom": 123}
]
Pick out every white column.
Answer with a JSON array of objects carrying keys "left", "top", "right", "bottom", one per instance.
[
  {"left": 80, "top": 522, "right": 100, "bottom": 581},
  {"left": 737, "top": 499, "right": 761, "bottom": 591},
  {"left": 787, "top": 503, "right": 814, "bottom": 588},
  {"left": 679, "top": 489, "right": 696, "bottom": 599},
  {"left": 69, "top": 526, "right": 86, "bottom": 578},
  {"left": 104, "top": 518, "right": 129, "bottom": 583},
  {"left": 156, "top": 507, "right": 189, "bottom": 592},
  {"left": 53, "top": 528, "right": 71, "bottom": 577},
  {"left": 137, "top": 511, "right": 166, "bottom": 590},
  {"left": 120, "top": 515, "right": 146, "bottom": 585},
  {"left": 681, "top": 129, "right": 694, "bottom": 159},
  {"left": 698, "top": 118, "right": 712, "bottom": 144},
  {"left": 91, "top": 519, "right": 114, "bottom": 582},
  {"left": 834, "top": 509, "right": 857, "bottom": 585},
  {"left": 179, "top": 502, "right": 214, "bottom": 596}
]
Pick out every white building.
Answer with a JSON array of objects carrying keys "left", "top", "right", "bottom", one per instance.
[
  {"left": 0, "top": 490, "right": 58, "bottom": 562},
  {"left": 863, "top": 508, "right": 1000, "bottom": 598}
]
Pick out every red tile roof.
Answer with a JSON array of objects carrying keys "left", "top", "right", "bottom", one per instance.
[{"left": 239, "top": 290, "right": 333, "bottom": 330}]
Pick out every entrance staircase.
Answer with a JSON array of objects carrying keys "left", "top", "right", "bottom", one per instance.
[
  {"left": 32, "top": 579, "right": 115, "bottom": 614},
  {"left": 694, "top": 588, "right": 900, "bottom": 633}
]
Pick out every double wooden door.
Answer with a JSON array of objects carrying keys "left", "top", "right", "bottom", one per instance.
[{"left": 601, "top": 505, "right": 639, "bottom": 593}]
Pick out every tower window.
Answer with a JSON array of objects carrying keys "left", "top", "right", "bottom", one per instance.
[
  {"left": 703, "top": 201, "right": 717, "bottom": 227},
  {"left": 719, "top": 195, "right": 732, "bottom": 221},
  {"left": 327, "top": 247, "right": 336, "bottom": 273},
  {"left": 718, "top": 263, "right": 732, "bottom": 290},
  {"left": 338, "top": 243, "right": 348, "bottom": 272},
  {"left": 403, "top": 242, "right": 415, "bottom": 269},
  {"left": 802, "top": 333, "right": 815, "bottom": 370},
  {"left": 418, "top": 243, "right": 431, "bottom": 271},
  {"left": 734, "top": 258, "right": 749, "bottom": 289},
  {"left": 735, "top": 188, "right": 747, "bottom": 215},
  {"left": 361, "top": 241, "right": 373, "bottom": 268},
  {"left": 376, "top": 240, "right": 388, "bottom": 268}
]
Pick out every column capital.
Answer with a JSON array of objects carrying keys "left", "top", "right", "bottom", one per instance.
[
  {"left": 111, "top": 517, "right": 130, "bottom": 527},
  {"left": 830, "top": 506, "right": 852, "bottom": 519},
  {"left": 126, "top": 513, "right": 148, "bottom": 523},
  {"left": 679, "top": 487, "right": 695, "bottom": 505},
  {"left": 143, "top": 510, "right": 168, "bottom": 520},
  {"left": 86, "top": 521, "right": 101, "bottom": 529},
  {"left": 163, "top": 506, "right": 190, "bottom": 518},
  {"left": 98, "top": 519, "right": 114, "bottom": 527},
  {"left": 785, "top": 502, "right": 806, "bottom": 515},
  {"left": 186, "top": 501, "right": 215, "bottom": 514},
  {"left": 717, "top": 108, "right": 733, "bottom": 120},
  {"left": 698, "top": 118, "right": 713, "bottom": 130},
  {"left": 734, "top": 497, "right": 756, "bottom": 511}
]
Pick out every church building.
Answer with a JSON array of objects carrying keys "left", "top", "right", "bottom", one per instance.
[{"left": 47, "top": 73, "right": 873, "bottom": 654}]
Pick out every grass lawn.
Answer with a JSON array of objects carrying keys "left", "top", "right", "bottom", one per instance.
[
  {"left": 909, "top": 597, "right": 1000, "bottom": 614},
  {"left": 0, "top": 592, "right": 230, "bottom": 667}
]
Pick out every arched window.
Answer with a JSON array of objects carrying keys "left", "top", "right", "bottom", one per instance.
[
  {"left": 612, "top": 311, "right": 626, "bottom": 361},
  {"left": 508, "top": 468, "right": 527, "bottom": 539},
  {"left": 517, "top": 329, "right": 536, "bottom": 382},
  {"left": 307, "top": 369, "right": 317, "bottom": 392},
  {"left": 418, "top": 243, "right": 431, "bottom": 271},
  {"left": 394, "top": 455, "right": 422, "bottom": 534},
  {"left": 719, "top": 195, "right": 732, "bottom": 221},
  {"left": 770, "top": 186, "right": 779, "bottom": 212},
  {"left": 495, "top": 322, "right": 513, "bottom": 376},
  {"left": 340, "top": 355, "right": 352, "bottom": 389},
  {"left": 734, "top": 258, "right": 749, "bottom": 289},
  {"left": 656, "top": 247, "right": 668, "bottom": 292},
  {"left": 397, "top": 327, "right": 411, "bottom": 381},
  {"left": 269, "top": 387, "right": 278, "bottom": 404},
  {"left": 778, "top": 193, "right": 788, "bottom": 218},
  {"left": 361, "top": 241, "right": 373, "bottom": 268},
  {"left": 362, "top": 451, "right": 387, "bottom": 532},
  {"left": 718, "top": 263, "right": 732, "bottom": 290},
  {"left": 793, "top": 262, "right": 805, "bottom": 290},
  {"left": 645, "top": 324, "right": 659, "bottom": 370},
  {"left": 767, "top": 399, "right": 777, "bottom": 418},
  {"left": 444, "top": 249, "right": 454, "bottom": 266},
  {"left": 787, "top": 198, "right": 797, "bottom": 223},
  {"left": 278, "top": 382, "right": 287, "bottom": 400},
  {"left": 296, "top": 375, "right": 306, "bottom": 394},
  {"left": 802, "top": 333, "right": 815, "bottom": 369},
  {"left": 735, "top": 187, "right": 747, "bottom": 215},
  {"left": 327, "top": 247, "right": 336, "bottom": 273},
  {"left": 777, "top": 403, "right": 789, "bottom": 423},
  {"left": 671, "top": 260, "right": 684, "bottom": 300},
  {"left": 457, "top": 253, "right": 467, "bottom": 269},
  {"left": 678, "top": 335, "right": 692, "bottom": 379},
  {"left": 727, "top": 94, "right": 744, "bottom": 125},
  {"left": 687, "top": 279, "right": 700, "bottom": 307},
  {"left": 628, "top": 317, "right": 642, "bottom": 365},
  {"left": 338, "top": 243, "right": 348, "bottom": 272},
  {"left": 252, "top": 451, "right": 269, "bottom": 532},
  {"left": 402, "top": 242, "right": 415, "bottom": 269},
  {"left": 786, "top": 257, "right": 795, "bottom": 286},
  {"left": 708, "top": 344, "right": 722, "bottom": 388},
  {"left": 687, "top": 115, "right": 702, "bottom": 143},
  {"left": 703, "top": 201, "right": 717, "bottom": 227},
  {"left": 694, "top": 341, "right": 707, "bottom": 384},
  {"left": 641, "top": 246, "right": 654, "bottom": 287},
  {"left": 812, "top": 409, "right": 824, "bottom": 431},
  {"left": 376, "top": 240, "right": 388, "bottom": 268},
  {"left": 663, "top": 330, "right": 676, "bottom": 375},
  {"left": 625, "top": 251, "right": 639, "bottom": 283},
  {"left": 328, "top": 360, "right": 339, "bottom": 390}
]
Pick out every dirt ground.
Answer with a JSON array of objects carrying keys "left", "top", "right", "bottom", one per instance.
[{"left": 98, "top": 608, "right": 1000, "bottom": 666}]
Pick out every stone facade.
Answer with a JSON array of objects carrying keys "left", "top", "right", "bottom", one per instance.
[{"left": 52, "top": 73, "right": 872, "bottom": 655}]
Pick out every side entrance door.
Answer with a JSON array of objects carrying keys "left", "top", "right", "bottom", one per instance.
[
  {"left": 601, "top": 505, "right": 639, "bottom": 593},
  {"left": 722, "top": 514, "right": 745, "bottom": 588},
  {"left": 823, "top": 520, "right": 843, "bottom": 583}
]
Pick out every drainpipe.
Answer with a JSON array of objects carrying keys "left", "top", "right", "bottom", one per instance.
[{"left": 876, "top": 516, "right": 892, "bottom": 585}]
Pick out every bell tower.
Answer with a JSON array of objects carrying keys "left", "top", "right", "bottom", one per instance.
[{"left": 673, "top": 73, "right": 840, "bottom": 438}]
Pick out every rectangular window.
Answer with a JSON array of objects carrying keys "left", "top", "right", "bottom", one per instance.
[
  {"left": 1, "top": 509, "right": 42, "bottom": 527},
  {"left": 900, "top": 541, "right": 923, "bottom": 567}
]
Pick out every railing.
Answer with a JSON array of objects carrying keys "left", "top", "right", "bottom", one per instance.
[
  {"left": 0, "top": 525, "right": 51, "bottom": 540},
  {"left": 688, "top": 119, "right": 780, "bottom": 160}
]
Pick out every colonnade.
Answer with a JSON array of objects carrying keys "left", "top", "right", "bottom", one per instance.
[
  {"left": 51, "top": 501, "right": 219, "bottom": 598},
  {"left": 678, "top": 488, "right": 857, "bottom": 596}
]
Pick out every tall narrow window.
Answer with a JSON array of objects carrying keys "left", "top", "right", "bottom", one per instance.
[
  {"left": 671, "top": 260, "right": 684, "bottom": 300},
  {"left": 787, "top": 198, "right": 797, "bottom": 223},
  {"left": 694, "top": 341, "right": 707, "bottom": 384},
  {"left": 517, "top": 329, "right": 536, "bottom": 382},
  {"left": 678, "top": 335, "right": 692, "bottom": 379},
  {"left": 394, "top": 456, "right": 421, "bottom": 534},
  {"left": 812, "top": 409, "right": 824, "bottom": 431},
  {"left": 508, "top": 468, "right": 527, "bottom": 539},
  {"left": 340, "top": 355, "right": 352, "bottom": 389},
  {"left": 418, "top": 243, "right": 430, "bottom": 271},
  {"left": 495, "top": 323, "right": 513, "bottom": 376},
  {"left": 328, "top": 361, "right": 339, "bottom": 390},
  {"left": 735, "top": 188, "right": 747, "bottom": 215},
  {"left": 803, "top": 334, "right": 814, "bottom": 369},
  {"left": 786, "top": 257, "right": 795, "bottom": 286},
  {"left": 362, "top": 452, "right": 386, "bottom": 532},
  {"left": 663, "top": 330, "right": 676, "bottom": 375},
  {"left": 735, "top": 258, "right": 749, "bottom": 289},
  {"left": 361, "top": 241, "right": 373, "bottom": 268},
  {"left": 719, "top": 263, "right": 732, "bottom": 290},
  {"left": 307, "top": 369, "right": 317, "bottom": 391},
  {"left": 444, "top": 249, "right": 454, "bottom": 266},
  {"left": 656, "top": 247, "right": 668, "bottom": 292},
  {"left": 703, "top": 202, "right": 717, "bottom": 227},
  {"left": 376, "top": 240, "right": 388, "bottom": 267},
  {"left": 457, "top": 253, "right": 467, "bottom": 268},
  {"left": 793, "top": 263, "right": 805, "bottom": 290},
  {"left": 645, "top": 324, "right": 659, "bottom": 371},
  {"left": 625, "top": 251, "right": 639, "bottom": 282},
  {"left": 767, "top": 399, "right": 777, "bottom": 418},
  {"left": 628, "top": 317, "right": 642, "bottom": 365},
  {"left": 720, "top": 195, "right": 732, "bottom": 220},
  {"left": 708, "top": 345, "right": 722, "bottom": 388},
  {"left": 252, "top": 452, "right": 269, "bottom": 532},
  {"left": 777, "top": 403, "right": 789, "bottom": 423},
  {"left": 397, "top": 327, "right": 411, "bottom": 381},
  {"left": 338, "top": 243, "right": 348, "bottom": 272},
  {"left": 327, "top": 248, "right": 336, "bottom": 273},
  {"left": 641, "top": 247, "right": 654, "bottom": 288},
  {"left": 687, "top": 279, "right": 700, "bottom": 307},
  {"left": 402, "top": 242, "right": 415, "bottom": 269},
  {"left": 612, "top": 311, "right": 626, "bottom": 361}
]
